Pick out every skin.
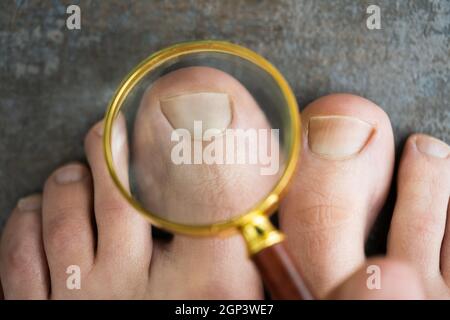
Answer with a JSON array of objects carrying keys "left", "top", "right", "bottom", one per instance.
[
  {"left": 133, "top": 67, "right": 280, "bottom": 225},
  {"left": 0, "top": 67, "right": 449, "bottom": 299}
]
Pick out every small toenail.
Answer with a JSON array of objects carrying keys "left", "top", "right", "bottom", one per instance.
[
  {"left": 55, "top": 164, "right": 86, "bottom": 184},
  {"left": 95, "top": 121, "right": 104, "bottom": 137},
  {"left": 95, "top": 117, "right": 125, "bottom": 153},
  {"left": 18, "top": 194, "right": 42, "bottom": 212},
  {"left": 160, "top": 92, "right": 232, "bottom": 140},
  {"left": 308, "top": 115, "right": 374, "bottom": 159},
  {"left": 415, "top": 135, "right": 450, "bottom": 159}
]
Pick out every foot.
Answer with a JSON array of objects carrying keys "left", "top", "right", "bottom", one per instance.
[
  {"left": 0, "top": 67, "right": 268, "bottom": 299},
  {"left": 0, "top": 67, "right": 442, "bottom": 299}
]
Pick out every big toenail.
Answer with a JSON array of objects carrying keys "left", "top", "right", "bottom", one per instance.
[
  {"left": 55, "top": 164, "right": 86, "bottom": 184},
  {"left": 415, "top": 135, "right": 450, "bottom": 159},
  {"left": 160, "top": 92, "right": 232, "bottom": 140},
  {"left": 18, "top": 194, "right": 42, "bottom": 212},
  {"left": 308, "top": 115, "right": 374, "bottom": 159}
]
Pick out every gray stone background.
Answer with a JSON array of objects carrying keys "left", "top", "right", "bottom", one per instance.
[{"left": 0, "top": 0, "right": 449, "bottom": 253}]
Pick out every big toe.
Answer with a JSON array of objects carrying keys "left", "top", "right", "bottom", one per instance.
[
  {"left": 134, "top": 66, "right": 271, "bottom": 298},
  {"left": 280, "top": 94, "right": 395, "bottom": 297},
  {"left": 133, "top": 66, "right": 278, "bottom": 225}
]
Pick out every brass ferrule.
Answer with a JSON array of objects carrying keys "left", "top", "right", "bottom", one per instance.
[{"left": 239, "top": 212, "right": 285, "bottom": 256}]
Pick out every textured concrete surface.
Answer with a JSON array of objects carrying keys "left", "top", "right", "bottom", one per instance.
[{"left": 0, "top": 0, "right": 449, "bottom": 253}]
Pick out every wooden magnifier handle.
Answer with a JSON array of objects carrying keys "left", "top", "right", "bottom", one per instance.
[
  {"left": 240, "top": 212, "right": 315, "bottom": 300},
  {"left": 252, "top": 241, "right": 314, "bottom": 300}
]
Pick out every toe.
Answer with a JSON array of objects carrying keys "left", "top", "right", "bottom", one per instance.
[
  {"left": 0, "top": 194, "right": 49, "bottom": 299},
  {"left": 138, "top": 67, "right": 266, "bottom": 299},
  {"left": 280, "top": 94, "right": 395, "bottom": 297},
  {"left": 388, "top": 134, "right": 450, "bottom": 293},
  {"left": 443, "top": 201, "right": 450, "bottom": 286},
  {"left": 149, "top": 235, "right": 261, "bottom": 299},
  {"left": 329, "top": 258, "right": 424, "bottom": 299},
  {"left": 42, "top": 163, "right": 95, "bottom": 296},
  {"left": 133, "top": 66, "right": 278, "bottom": 225},
  {"left": 84, "top": 115, "right": 151, "bottom": 276}
]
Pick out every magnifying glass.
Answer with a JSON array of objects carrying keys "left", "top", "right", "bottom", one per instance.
[{"left": 103, "top": 40, "right": 314, "bottom": 300}]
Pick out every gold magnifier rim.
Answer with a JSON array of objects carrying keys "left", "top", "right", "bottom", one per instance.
[{"left": 103, "top": 40, "right": 301, "bottom": 236}]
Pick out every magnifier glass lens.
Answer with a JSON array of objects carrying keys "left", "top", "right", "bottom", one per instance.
[{"left": 110, "top": 52, "right": 293, "bottom": 226}]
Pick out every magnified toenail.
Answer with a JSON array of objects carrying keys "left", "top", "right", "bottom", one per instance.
[{"left": 160, "top": 92, "right": 232, "bottom": 140}]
